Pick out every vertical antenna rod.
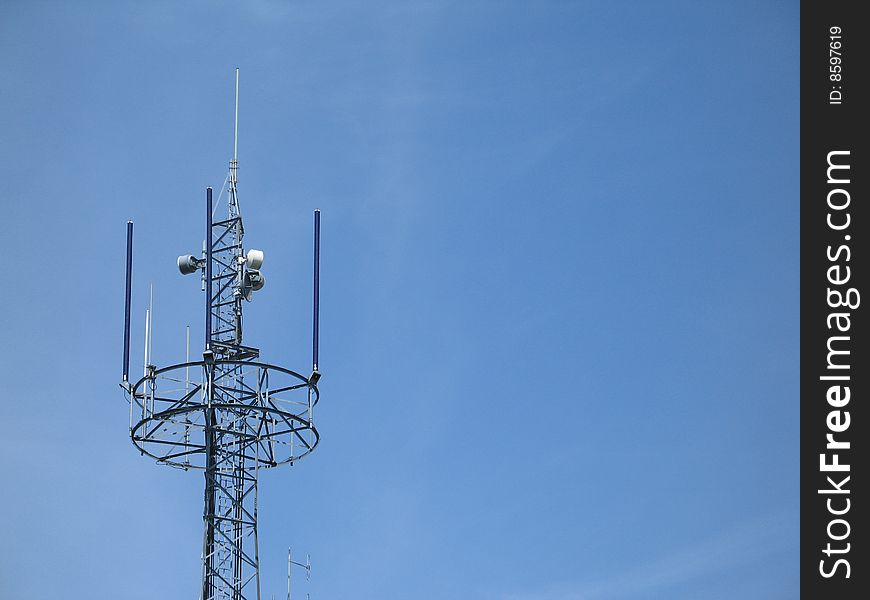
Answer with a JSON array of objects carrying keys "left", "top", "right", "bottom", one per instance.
[
  {"left": 147, "top": 284, "right": 154, "bottom": 366},
  {"left": 312, "top": 209, "right": 321, "bottom": 372},
  {"left": 234, "top": 67, "right": 240, "bottom": 164},
  {"left": 122, "top": 220, "right": 133, "bottom": 383},
  {"left": 205, "top": 187, "right": 213, "bottom": 351},
  {"left": 185, "top": 325, "right": 190, "bottom": 389},
  {"left": 143, "top": 308, "right": 150, "bottom": 376}
]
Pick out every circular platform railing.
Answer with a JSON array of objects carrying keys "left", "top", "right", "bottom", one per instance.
[{"left": 128, "top": 360, "right": 319, "bottom": 470}]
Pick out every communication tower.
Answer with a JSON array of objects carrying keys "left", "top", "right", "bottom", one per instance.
[{"left": 120, "top": 69, "right": 322, "bottom": 600}]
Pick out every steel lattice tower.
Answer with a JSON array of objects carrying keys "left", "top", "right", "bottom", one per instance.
[{"left": 120, "top": 70, "right": 322, "bottom": 600}]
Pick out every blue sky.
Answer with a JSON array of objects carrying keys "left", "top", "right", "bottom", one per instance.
[{"left": 0, "top": 1, "right": 798, "bottom": 598}]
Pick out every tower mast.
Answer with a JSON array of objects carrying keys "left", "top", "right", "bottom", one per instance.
[{"left": 121, "top": 70, "right": 324, "bottom": 600}]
